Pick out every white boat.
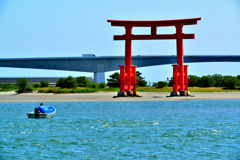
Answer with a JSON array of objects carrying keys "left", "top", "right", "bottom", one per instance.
[{"left": 27, "top": 106, "right": 56, "bottom": 118}]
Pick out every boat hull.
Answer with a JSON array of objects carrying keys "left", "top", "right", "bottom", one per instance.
[
  {"left": 27, "top": 112, "right": 54, "bottom": 118},
  {"left": 27, "top": 106, "right": 56, "bottom": 118}
]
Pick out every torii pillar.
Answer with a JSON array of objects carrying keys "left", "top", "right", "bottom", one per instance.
[{"left": 108, "top": 18, "right": 201, "bottom": 97}]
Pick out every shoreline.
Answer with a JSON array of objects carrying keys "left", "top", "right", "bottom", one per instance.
[{"left": 0, "top": 91, "right": 240, "bottom": 102}]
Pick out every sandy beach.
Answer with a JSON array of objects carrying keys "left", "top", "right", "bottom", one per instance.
[{"left": 0, "top": 91, "right": 240, "bottom": 102}]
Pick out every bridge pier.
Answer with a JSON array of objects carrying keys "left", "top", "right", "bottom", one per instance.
[{"left": 94, "top": 72, "right": 105, "bottom": 83}]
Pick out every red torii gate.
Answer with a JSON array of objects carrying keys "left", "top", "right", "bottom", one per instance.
[{"left": 108, "top": 17, "right": 201, "bottom": 97}]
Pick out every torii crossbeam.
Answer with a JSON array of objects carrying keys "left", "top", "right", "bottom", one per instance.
[{"left": 108, "top": 17, "right": 201, "bottom": 97}]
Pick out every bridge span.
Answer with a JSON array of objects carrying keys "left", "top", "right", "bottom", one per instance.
[{"left": 0, "top": 55, "right": 239, "bottom": 82}]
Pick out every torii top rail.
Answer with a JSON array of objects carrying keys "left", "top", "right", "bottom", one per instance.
[
  {"left": 108, "top": 18, "right": 201, "bottom": 94},
  {"left": 108, "top": 18, "right": 201, "bottom": 27},
  {"left": 108, "top": 18, "right": 201, "bottom": 40}
]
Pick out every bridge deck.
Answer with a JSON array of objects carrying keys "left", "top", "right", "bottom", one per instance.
[{"left": 0, "top": 55, "right": 239, "bottom": 72}]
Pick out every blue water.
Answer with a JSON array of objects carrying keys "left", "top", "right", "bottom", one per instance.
[{"left": 0, "top": 100, "right": 240, "bottom": 159}]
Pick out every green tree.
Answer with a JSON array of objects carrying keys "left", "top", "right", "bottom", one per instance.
[
  {"left": 152, "top": 82, "right": 157, "bottom": 87},
  {"left": 40, "top": 81, "right": 49, "bottom": 87},
  {"left": 136, "top": 71, "right": 147, "bottom": 87},
  {"left": 76, "top": 76, "right": 90, "bottom": 87},
  {"left": 33, "top": 83, "right": 40, "bottom": 88},
  {"left": 98, "top": 82, "right": 107, "bottom": 88},
  {"left": 188, "top": 75, "right": 200, "bottom": 87},
  {"left": 211, "top": 74, "right": 223, "bottom": 87},
  {"left": 56, "top": 76, "right": 77, "bottom": 88},
  {"left": 237, "top": 75, "right": 240, "bottom": 80},
  {"left": 107, "top": 72, "right": 120, "bottom": 87},
  {"left": 221, "top": 76, "right": 238, "bottom": 89},
  {"left": 56, "top": 78, "right": 65, "bottom": 88},
  {"left": 156, "top": 81, "right": 168, "bottom": 88},
  {"left": 89, "top": 82, "right": 98, "bottom": 88},
  {"left": 65, "top": 76, "right": 78, "bottom": 88},
  {"left": 198, "top": 75, "right": 215, "bottom": 87},
  {"left": 237, "top": 75, "right": 240, "bottom": 87},
  {"left": 16, "top": 78, "right": 29, "bottom": 93}
]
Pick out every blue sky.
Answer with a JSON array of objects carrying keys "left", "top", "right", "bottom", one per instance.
[{"left": 0, "top": 0, "right": 239, "bottom": 83}]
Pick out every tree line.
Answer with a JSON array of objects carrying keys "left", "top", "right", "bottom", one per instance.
[
  {"left": 1, "top": 73, "right": 239, "bottom": 93},
  {"left": 188, "top": 74, "right": 240, "bottom": 89},
  {"left": 107, "top": 72, "right": 240, "bottom": 89},
  {"left": 153, "top": 74, "right": 240, "bottom": 89},
  {"left": 2, "top": 76, "right": 107, "bottom": 93}
]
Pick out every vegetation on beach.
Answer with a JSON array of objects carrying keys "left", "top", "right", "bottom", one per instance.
[
  {"left": 16, "top": 78, "right": 32, "bottom": 93},
  {"left": 37, "top": 86, "right": 119, "bottom": 93},
  {"left": 1, "top": 83, "right": 240, "bottom": 93},
  {"left": 20, "top": 86, "right": 240, "bottom": 93},
  {"left": 188, "top": 74, "right": 240, "bottom": 89},
  {"left": 137, "top": 86, "right": 240, "bottom": 92},
  {"left": 0, "top": 84, "right": 17, "bottom": 92},
  {"left": 37, "top": 87, "right": 97, "bottom": 93},
  {"left": 1, "top": 73, "right": 240, "bottom": 93}
]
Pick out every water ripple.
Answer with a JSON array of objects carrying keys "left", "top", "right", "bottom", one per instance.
[{"left": 0, "top": 100, "right": 240, "bottom": 159}]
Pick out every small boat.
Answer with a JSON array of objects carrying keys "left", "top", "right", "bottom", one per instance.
[{"left": 27, "top": 106, "right": 56, "bottom": 118}]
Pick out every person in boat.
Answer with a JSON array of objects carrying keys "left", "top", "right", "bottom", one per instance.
[{"left": 38, "top": 103, "right": 45, "bottom": 113}]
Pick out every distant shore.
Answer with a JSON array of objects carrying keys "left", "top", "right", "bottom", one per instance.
[{"left": 0, "top": 91, "right": 240, "bottom": 102}]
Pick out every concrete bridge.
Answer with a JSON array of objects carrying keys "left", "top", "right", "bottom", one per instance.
[{"left": 0, "top": 55, "right": 239, "bottom": 82}]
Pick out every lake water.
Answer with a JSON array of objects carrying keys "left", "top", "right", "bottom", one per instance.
[{"left": 0, "top": 100, "right": 240, "bottom": 160}]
